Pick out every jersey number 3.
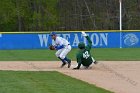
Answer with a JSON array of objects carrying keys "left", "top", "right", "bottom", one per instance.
[{"left": 83, "top": 51, "right": 90, "bottom": 59}]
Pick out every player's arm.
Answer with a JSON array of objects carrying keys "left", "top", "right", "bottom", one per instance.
[
  {"left": 55, "top": 45, "right": 64, "bottom": 50},
  {"left": 81, "top": 31, "right": 92, "bottom": 50},
  {"left": 86, "top": 36, "right": 92, "bottom": 50}
]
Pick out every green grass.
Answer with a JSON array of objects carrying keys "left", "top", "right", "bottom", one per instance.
[
  {"left": 0, "top": 48, "right": 139, "bottom": 61},
  {"left": 92, "top": 48, "right": 140, "bottom": 61},
  {"left": 0, "top": 71, "right": 112, "bottom": 93}
]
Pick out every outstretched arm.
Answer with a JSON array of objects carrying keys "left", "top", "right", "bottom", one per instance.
[
  {"left": 81, "top": 31, "right": 92, "bottom": 50},
  {"left": 86, "top": 36, "right": 92, "bottom": 50},
  {"left": 73, "top": 60, "right": 81, "bottom": 69}
]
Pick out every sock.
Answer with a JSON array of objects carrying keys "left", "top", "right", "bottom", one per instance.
[
  {"left": 64, "top": 57, "right": 71, "bottom": 63},
  {"left": 58, "top": 57, "right": 66, "bottom": 64}
]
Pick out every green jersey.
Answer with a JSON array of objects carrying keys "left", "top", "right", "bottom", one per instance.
[{"left": 76, "top": 36, "right": 93, "bottom": 68}]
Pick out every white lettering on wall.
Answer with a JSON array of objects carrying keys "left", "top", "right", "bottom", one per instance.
[
  {"left": 0, "top": 34, "right": 2, "bottom": 37},
  {"left": 62, "top": 34, "right": 70, "bottom": 41},
  {"left": 100, "top": 33, "right": 108, "bottom": 46},
  {"left": 91, "top": 33, "right": 99, "bottom": 46},
  {"left": 38, "top": 34, "right": 49, "bottom": 47},
  {"left": 38, "top": 33, "right": 108, "bottom": 48},
  {"left": 72, "top": 34, "right": 80, "bottom": 46}
]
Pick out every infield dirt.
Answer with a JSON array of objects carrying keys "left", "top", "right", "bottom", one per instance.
[{"left": 0, "top": 61, "right": 139, "bottom": 93}]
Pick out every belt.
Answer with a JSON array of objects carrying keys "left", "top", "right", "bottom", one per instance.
[{"left": 64, "top": 44, "right": 70, "bottom": 46}]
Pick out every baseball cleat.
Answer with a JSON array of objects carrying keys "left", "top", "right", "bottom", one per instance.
[
  {"left": 67, "top": 60, "right": 71, "bottom": 68},
  {"left": 60, "top": 62, "right": 66, "bottom": 68},
  {"left": 94, "top": 61, "right": 98, "bottom": 64}
]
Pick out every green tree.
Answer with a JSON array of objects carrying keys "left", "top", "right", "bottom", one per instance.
[{"left": 0, "top": 0, "right": 59, "bottom": 31}]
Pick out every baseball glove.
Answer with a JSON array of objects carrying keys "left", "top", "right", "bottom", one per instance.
[{"left": 49, "top": 45, "right": 55, "bottom": 50}]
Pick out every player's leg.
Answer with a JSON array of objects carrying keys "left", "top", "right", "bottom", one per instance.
[
  {"left": 82, "top": 62, "right": 93, "bottom": 69},
  {"left": 55, "top": 49, "right": 67, "bottom": 67},
  {"left": 59, "top": 46, "right": 71, "bottom": 68},
  {"left": 83, "top": 57, "right": 97, "bottom": 69},
  {"left": 59, "top": 45, "right": 71, "bottom": 61}
]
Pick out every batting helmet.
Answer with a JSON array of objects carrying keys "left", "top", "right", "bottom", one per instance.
[{"left": 78, "top": 42, "right": 85, "bottom": 49}]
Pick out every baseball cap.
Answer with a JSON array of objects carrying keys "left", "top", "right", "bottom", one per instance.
[{"left": 49, "top": 32, "right": 56, "bottom": 36}]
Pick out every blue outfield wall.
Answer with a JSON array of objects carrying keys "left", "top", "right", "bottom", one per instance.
[{"left": 0, "top": 31, "right": 140, "bottom": 49}]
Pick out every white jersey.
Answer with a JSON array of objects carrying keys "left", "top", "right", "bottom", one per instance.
[
  {"left": 54, "top": 36, "right": 70, "bottom": 46},
  {"left": 54, "top": 36, "right": 71, "bottom": 59}
]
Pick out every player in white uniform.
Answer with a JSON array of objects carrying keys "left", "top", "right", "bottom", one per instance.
[{"left": 50, "top": 32, "right": 71, "bottom": 68}]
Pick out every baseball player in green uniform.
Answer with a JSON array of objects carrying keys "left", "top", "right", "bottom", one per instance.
[{"left": 73, "top": 31, "right": 97, "bottom": 69}]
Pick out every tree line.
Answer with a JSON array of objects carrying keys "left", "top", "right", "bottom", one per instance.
[{"left": 0, "top": 0, "right": 140, "bottom": 32}]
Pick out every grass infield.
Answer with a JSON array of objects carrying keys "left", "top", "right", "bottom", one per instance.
[
  {"left": 0, "top": 71, "right": 112, "bottom": 93},
  {"left": 0, "top": 48, "right": 139, "bottom": 61}
]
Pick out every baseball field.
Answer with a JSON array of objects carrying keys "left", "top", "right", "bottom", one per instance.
[{"left": 0, "top": 48, "right": 140, "bottom": 93}]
